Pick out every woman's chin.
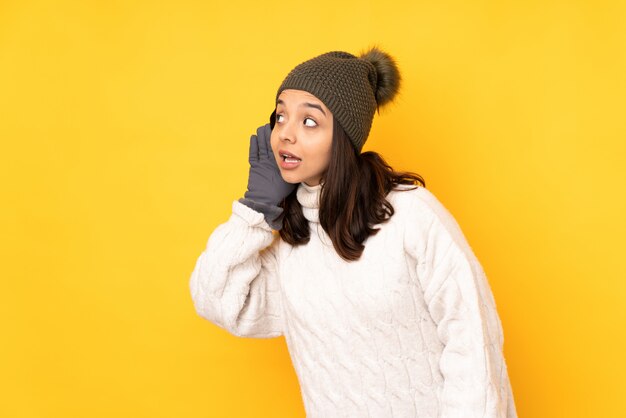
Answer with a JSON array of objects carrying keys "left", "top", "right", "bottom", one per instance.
[{"left": 279, "top": 171, "right": 300, "bottom": 184}]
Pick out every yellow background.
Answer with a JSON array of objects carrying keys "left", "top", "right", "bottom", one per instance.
[{"left": 1, "top": 0, "right": 625, "bottom": 417}]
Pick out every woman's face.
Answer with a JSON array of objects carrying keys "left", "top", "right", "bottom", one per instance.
[{"left": 270, "top": 89, "right": 333, "bottom": 186}]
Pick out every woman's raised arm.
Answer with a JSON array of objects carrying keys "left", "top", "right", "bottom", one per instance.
[
  {"left": 189, "top": 122, "right": 296, "bottom": 338},
  {"left": 189, "top": 199, "right": 283, "bottom": 338}
]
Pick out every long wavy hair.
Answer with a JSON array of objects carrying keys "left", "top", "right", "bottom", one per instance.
[{"left": 277, "top": 116, "right": 426, "bottom": 261}]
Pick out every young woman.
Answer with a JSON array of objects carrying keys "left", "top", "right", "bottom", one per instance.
[{"left": 189, "top": 46, "right": 518, "bottom": 417}]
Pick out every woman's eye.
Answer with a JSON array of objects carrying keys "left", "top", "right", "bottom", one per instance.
[{"left": 275, "top": 113, "right": 317, "bottom": 127}]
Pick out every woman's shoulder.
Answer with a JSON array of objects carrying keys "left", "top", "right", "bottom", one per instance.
[
  {"left": 389, "top": 184, "right": 473, "bottom": 254},
  {"left": 387, "top": 183, "right": 459, "bottom": 229},
  {"left": 387, "top": 183, "right": 440, "bottom": 212}
]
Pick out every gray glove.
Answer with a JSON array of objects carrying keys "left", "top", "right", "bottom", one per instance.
[{"left": 238, "top": 123, "right": 297, "bottom": 230}]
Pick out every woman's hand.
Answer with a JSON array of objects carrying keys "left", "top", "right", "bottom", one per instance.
[{"left": 239, "top": 123, "right": 297, "bottom": 230}]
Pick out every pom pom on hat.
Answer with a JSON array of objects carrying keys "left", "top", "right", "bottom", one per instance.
[{"left": 358, "top": 45, "right": 402, "bottom": 110}]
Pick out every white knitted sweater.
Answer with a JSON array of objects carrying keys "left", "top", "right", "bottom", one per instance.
[{"left": 189, "top": 182, "right": 517, "bottom": 418}]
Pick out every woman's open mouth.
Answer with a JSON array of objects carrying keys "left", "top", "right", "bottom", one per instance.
[{"left": 279, "top": 153, "right": 302, "bottom": 169}]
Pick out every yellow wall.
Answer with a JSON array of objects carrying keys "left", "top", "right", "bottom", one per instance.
[{"left": 1, "top": 0, "right": 624, "bottom": 416}]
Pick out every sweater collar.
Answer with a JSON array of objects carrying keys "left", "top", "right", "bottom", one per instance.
[{"left": 296, "top": 181, "right": 322, "bottom": 223}]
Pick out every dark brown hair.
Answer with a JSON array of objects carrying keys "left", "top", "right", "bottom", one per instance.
[{"left": 278, "top": 116, "right": 426, "bottom": 261}]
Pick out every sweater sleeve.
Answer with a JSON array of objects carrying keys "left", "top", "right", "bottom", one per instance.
[
  {"left": 189, "top": 199, "right": 283, "bottom": 338},
  {"left": 403, "top": 188, "right": 517, "bottom": 418}
]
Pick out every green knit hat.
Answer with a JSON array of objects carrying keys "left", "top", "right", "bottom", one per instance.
[{"left": 269, "top": 45, "right": 402, "bottom": 154}]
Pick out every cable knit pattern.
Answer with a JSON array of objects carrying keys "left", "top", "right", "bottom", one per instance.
[{"left": 189, "top": 183, "right": 518, "bottom": 417}]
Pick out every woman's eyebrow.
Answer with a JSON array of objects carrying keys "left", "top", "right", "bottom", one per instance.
[{"left": 276, "top": 99, "right": 326, "bottom": 117}]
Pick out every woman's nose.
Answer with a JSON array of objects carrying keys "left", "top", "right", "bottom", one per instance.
[{"left": 278, "top": 122, "right": 296, "bottom": 143}]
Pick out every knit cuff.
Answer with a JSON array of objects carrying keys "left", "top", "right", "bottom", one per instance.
[{"left": 237, "top": 198, "right": 285, "bottom": 231}]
